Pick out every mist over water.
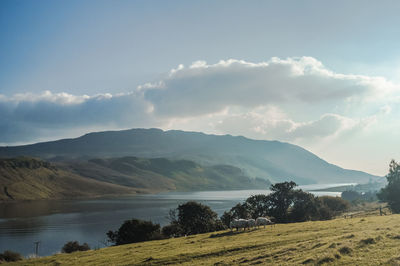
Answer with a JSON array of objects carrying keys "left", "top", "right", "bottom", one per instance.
[{"left": 0, "top": 185, "right": 347, "bottom": 256}]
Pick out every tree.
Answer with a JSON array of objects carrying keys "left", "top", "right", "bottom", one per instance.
[
  {"left": 378, "top": 160, "right": 400, "bottom": 213},
  {"left": 61, "top": 241, "right": 90, "bottom": 253},
  {"left": 245, "top": 194, "right": 269, "bottom": 219},
  {"left": 318, "top": 196, "right": 350, "bottom": 214},
  {"left": 290, "top": 190, "right": 318, "bottom": 222},
  {"left": 176, "top": 201, "right": 222, "bottom": 235},
  {"left": 267, "top": 181, "right": 297, "bottom": 222},
  {"left": 162, "top": 222, "right": 183, "bottom": 238},
  {"left": 107, "top": 219, "right": 161, "bottom": 245}
]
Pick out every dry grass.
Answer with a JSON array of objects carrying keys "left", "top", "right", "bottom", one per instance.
[{"left": 9, "top": 213, "right": 400, "bottom": 265}]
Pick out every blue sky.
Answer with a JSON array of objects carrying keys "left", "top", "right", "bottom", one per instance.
[{"left": 1, "top": 0, "right": 400, "bottom": 175}]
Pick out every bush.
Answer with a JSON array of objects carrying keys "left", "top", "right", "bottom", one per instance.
[
  {"left": 61, "top": 241, "right": 90, "bottom": 253},
  {"left": 107, "top": 219, "right": 161, "bottom": 245},
  {"left": 162, "top": 222, "right": 183, "bottom": 238},
  {"left": 177, "top": 201, "right": 222, "bottom": 235},
  {"left": 290, "top": 190, "right": 318, "bottom": 222},
  {"left": 0, "top": 250, "right": 23, "bottom": 262}
]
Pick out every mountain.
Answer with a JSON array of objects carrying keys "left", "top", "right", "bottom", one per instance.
[
  {"left": 0, "top": 128, "right": 379, "bottom": 184},
  {"left": 0, "top": 157, "right": 270, "bottom": 201},
  {"left": 59, "top": 157, "right": 270, "bottom": 191},
  {"left": 0, "top": 157, "right": 137, "bottom": 201}
]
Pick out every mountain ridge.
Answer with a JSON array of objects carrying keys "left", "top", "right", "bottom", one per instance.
[{"left": 0, "top": 128, "right": 379, "bottom": 184}]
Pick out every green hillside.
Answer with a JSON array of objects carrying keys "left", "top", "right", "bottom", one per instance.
[
  {"left": 60, "top": 156, "right": 271, "bottom": 191},
  {"left": 0, "top": 157, "right": 270, "bottom": 201},
  {"left": 0, "top": 157, "right": 137, "bottom": 201},
  {"left": 10, "top": 211, "right": 400, "bottom": 265}
]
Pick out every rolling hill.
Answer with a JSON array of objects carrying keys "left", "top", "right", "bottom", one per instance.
[
  {"left": 0, "top": 157, "right": 137, "bottom": 201},
  {"left": 10, "top": 212, "right": 400, "bottom": 265},
  {"left": 0, "top": 128, "right": 379, "bottom": 184},
  {"left": 0, "top": 157, "right": 270, "bottom": 201}
]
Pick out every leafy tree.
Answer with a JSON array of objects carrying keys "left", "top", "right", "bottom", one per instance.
[
  {"left": 61, "top": 241, "right": 90, "bottom": 253},
  {"left": 107, "top": 219, "right": 161, "bottom": 245},
  {"left": 245, "top": 194, "right": 269, "bottom": 219},
  {"left": 161, "top": 222, "right": 183, "bottom": 238},
  {"left": 290, "top": 190, "right": 318, "bottom": 222},
  {"left": 318, "top": 196, "right": 350, "bottom": 214},
  {"left": 378, "top": 160, "right": 400, "bottom": 213},
  {"left": 176, "top": 201, "right": 222, "bottom": 235},
  {"left": 220, "top": 210, "right": 234, "bottom": 228},
  {"left": 267, "top": 181, "right": 297, "bottom": 222}
]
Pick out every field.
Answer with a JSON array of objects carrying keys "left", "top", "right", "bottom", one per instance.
[{"left": 8, "top": 209, "right": 400, "bottom": 265}]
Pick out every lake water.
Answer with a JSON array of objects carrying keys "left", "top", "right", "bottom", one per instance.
[{"left": 0, "top": 184, "right": 350, "bottom": 257}]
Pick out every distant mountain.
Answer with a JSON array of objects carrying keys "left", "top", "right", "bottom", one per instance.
[{"left": 0, "top": 128, "right": 379, "bottom": 184}]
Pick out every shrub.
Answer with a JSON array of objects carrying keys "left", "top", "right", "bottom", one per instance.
[
  {"left": 318, "top": 196, "right": 350, "bottom": 214},
  {"left": 177, "top": 201, "right": 222, "bottom": 235},
  {"left": 162, "top": 222, "right": 183, "bottom": 238},
  {"left": 107, "top": 219, "right": 161, "bottom": 245},
  {"left": 0, "top": 250, "right": 23, "bottom": 262},
  {"left": 61, "top": 241, "right": 90, "bottom": 253}
]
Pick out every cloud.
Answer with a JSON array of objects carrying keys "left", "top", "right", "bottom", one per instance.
[
  {"left": 0, "top": 91, "right": 154, "bottom": 143},
  {"left": 143, "top": 57, "right": 397, "bottom": 117},
  {"left": 0, "top": 57, "right": 398, "bottom": 148},
  {"left": 199, "top": 107, "right": 379, "bottom": 143}
]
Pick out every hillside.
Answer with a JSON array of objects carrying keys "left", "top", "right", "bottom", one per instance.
[
  {"left": 0, "top": 157, "right": 137, "bottom": 201},
  {"left": 10, "top": 213, "right": 400, "bottom": 265},
  {"left": 0, "top": 128, "right": 379, "bottom": 184},
  {"left": 0, "top": 157, "right": 270, "bottom": 201},
  {"left": 60, "top": 157, "right": 270, "bottom": 191}
]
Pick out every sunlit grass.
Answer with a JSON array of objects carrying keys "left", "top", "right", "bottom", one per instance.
[{"left": 10, "top": 212, "right": 400, "bottom": 265}]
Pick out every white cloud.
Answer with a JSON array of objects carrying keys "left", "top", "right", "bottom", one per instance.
[
  {"left": 143, "top": 57, "right": 398, "bottom": 117},
  {"left": 0, "top": 56, "right": 399, "bottom": 167}
]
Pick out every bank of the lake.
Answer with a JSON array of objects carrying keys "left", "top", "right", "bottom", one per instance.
[{"left": 0, "top": 185, "right": 348, "bottom": 257}]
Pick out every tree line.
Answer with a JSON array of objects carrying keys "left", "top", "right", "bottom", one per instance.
[{"left": 106, "top": 181, "right": 350, "bottom": 246}]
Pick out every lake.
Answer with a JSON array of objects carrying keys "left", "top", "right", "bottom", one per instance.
[{"left": 0, "top": 184, "right": 351, "bottom": 257}]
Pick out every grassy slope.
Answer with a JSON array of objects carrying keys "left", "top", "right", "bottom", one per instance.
[
  {"left": 0, "top": 156, "right": 270, "bottom": 201},
  {"left": 0, "top": 157, "right": 138, "bottom": 201},
  {"left": 60, "top": 157, "right": 270, "bottom": 192},
  {"left": 12, "top": 212, "right": 400, "bottom": 265}
]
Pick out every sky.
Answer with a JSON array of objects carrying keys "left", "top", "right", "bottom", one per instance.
[{"left": 1, "top": 0, "right": 400, "bottom": 175}]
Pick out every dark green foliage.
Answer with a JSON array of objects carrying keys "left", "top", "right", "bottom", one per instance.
[
  {"left": 0, "top": 250, "right": 23, "bottom": 262},
  {"left": 378, "top": 160, "right": 400, "bottom": 213},
  {"left": 290, "top": 190, "right": 318, "bottom": 222},
  {"left": 176, "top": 201, "right": 223, "bottom": 235},
  {"left": 107, "top": 219, "right": 161, "bottom": 245},
  {"left": 220, "top": 211, "right": 234, "bottom": 228},
  {"left": 267, "top": 181, "right": 297, "bottom": 222},
  {"left": 222, "top": 182, "right": 349, "bottom": 223},
  {"left": 161, "top": 222, "right": 183, "bottom": 238},
  {"left": 341, "top": 190, "right": 377, "bottom": 204},
  {"left": 61, "top": 241, "right": 90, "bottom": 253},
  {"left": 318, "top": 196, "right": 350, "bottom": 215},
  {"left": 245, "top": 194, "right": 269, "bottom": 219}
]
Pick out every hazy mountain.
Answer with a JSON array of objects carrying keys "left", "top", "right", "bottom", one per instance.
[
  {"left": 0, "top": 128, "right": 379, "bottom": 184},
  {"left": 0, "top": 157, "right": 269, "bottom": 201},
  {"left": 59, "top": 156, "right": 270, "bottom": 191}
]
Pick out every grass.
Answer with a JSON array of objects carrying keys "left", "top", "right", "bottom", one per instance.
[{"left": 8, "top": 212, "right": 400, "bottom": 265}]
